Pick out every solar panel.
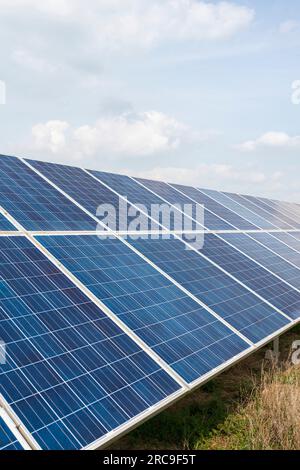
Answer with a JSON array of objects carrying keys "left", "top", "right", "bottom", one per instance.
[
  {"left": 36, "top": 235, "right": 250, "bottom": 384},
  {"left": 192, "top": 233, "right": 300, "bottom": 320},
  {"left": 220, "top": 232, "right": 300, "bottom": 293},
  {"left": 124, "top": 237, "right": 290, "bottom": 343},
  {"left": 249, "top": 232, "right": 300, "bottom": 268},
  {"left": 0, "top": 236, "right": 181, "bottom": 449},
  {"left": 27, "top": 160, "right": 160, "bottom": 232},
  {"left": 222, "top": 192, "right": 293, "bottom": 230},
  {"left": 170, "top": 184, "right": 258, "bottom": 231},
  {"left": 0, "top": 213, "right": 16, "bottom": 232},
  {"left": 88, "top": 170, "right": 186, "bottom": 231},
  {"left": 0, "top": 408, "right": 27, "bottom": 450},
  {"left": 200, "top": 188, "right": 277, "bottom": 230},
  {"left": 0, "top": 153, "right": 300, "bottom": 450},
  {"left": 0, "top": 155, "right": 97, "bottom": 231},
  {"left": 240, "top": 194, "right": 300, "bottom": 229}
]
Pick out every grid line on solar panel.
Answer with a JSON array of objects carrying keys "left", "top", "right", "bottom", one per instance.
[
  {"left": 200, "top": 189, "right": 278, "bottom": 230},
  {"left": 223, "top": 192, "right": 293, "bottom": 230},
  {"left": 193, "top": 234, "right": 299, "bottom": 321},
  {"left": 83, "top": 175, "right": 295, "bottom": 327},
  {"left": 0, "top": 410, "right": 25, "bottom": 450},
  {"left": 270, "top": 232, "right": 300, "bottom": 252},
  {"left": 249, "top": 232, "right": 300, "bottom": 270},
  {"left": 169, "top": 184, "right": 259, "bottom": 231},
  {"left": 0, "top": 235, "right": 181, "bottom": 450},
  {"left": 240, "top": 195, "right": 300, "bottom": 229},
  {"left": 123, "top": 236, "right": 291, "bottom": 343},
  {"left": 29, "top": 166, "right": 297, "bottom": 339},
  {"left": 261, "top": 198, "right": 300, "bottom": 224},
  {"left": 36, "top": 234, "right": 251, "bottom": 384},
  {"left": 220, "top": 232, "right": 300, "bottom": 298},
  {"left": 0, "top": 212, "right": 17, "bottom": 232},
  {"left": 27, "top": 160, "right": 160, "bottom": 232},
  {"left": 88, "top": 170, "right": 216, "bottom": 232},
  {"left": 132, "top": 176, "right": 222, "bottom": 231},
  {"left": 0, "top": 155, "right": 97, "bottom": 231}
]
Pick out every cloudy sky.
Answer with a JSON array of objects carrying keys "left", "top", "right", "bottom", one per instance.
[{"left": 0, "top": 0, "right": 300, "bottom": 201}]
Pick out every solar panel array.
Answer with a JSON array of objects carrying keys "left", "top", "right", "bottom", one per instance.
[{"left": 0, "top": 153, "right": 300, "bottom": 450}]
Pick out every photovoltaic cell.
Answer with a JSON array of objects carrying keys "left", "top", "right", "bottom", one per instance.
[
  {"left": 0, "top": 155, "right": 96, "bottom": 231},
  {"left": 223, "top": 192, "right": 292, "bottom": 230},
  {"left": 220, "top": 232, "right": 300, "bottom": 293},
  {"left": 249, "top": 232, "right": 300, "bottom": 268},
  {"left": 270, "top": 232, "right": 300, "bottom": 252},
  {"left": 196, "top": 234, "right": 300, "bottom": 320},
  {"left": 241, "top": 195, "right": 300, "bottom": 229},
  {"left": 0, "top": 236, "right": 180, "bottom": 449},
  {"left": 89, "top": 170, "right": 184, "bottom": 231},
  {"left": 170, "top": 184, "right": 256, "bottom": 230},
  {"left": 133, "top": 178, "right": 210, "bottom": 230},
  {"left": 37, "top": 235, "right": 250, "bottom": 384},
  {"left": 0, "top": 214, "right": 16, "bottom": 231},
  {"left": 200, "top": 188, "right": 277, "bottom": 230},
  {"left": 28, "top": 160, "right": 160, "bottom": 232},
  {"left": 0, "top": 413, "right": 24, "bottom": 450},
  {"left": 126, "top": 236, "right": 290, "bottom": 343}
]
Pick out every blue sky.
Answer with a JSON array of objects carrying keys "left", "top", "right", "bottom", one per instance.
[{"left": 0, "top": 0, "right": 300, "bottom": 201}]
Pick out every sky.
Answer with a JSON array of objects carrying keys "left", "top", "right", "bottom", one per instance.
[{"left": 0, "top": 0, "right": 300, "bottom": 201}]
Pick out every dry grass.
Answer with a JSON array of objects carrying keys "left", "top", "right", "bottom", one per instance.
[
  {"left": 201, "top": 363, "right": 300, "bottom": 450},
  {"left": 109, "top": 326, "right": 300, "bottom": 450}
]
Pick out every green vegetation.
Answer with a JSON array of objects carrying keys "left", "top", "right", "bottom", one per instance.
[{"left": 109, "top": 325, "right": 300, "bottom": 450}]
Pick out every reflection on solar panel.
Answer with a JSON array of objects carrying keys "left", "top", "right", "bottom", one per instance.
[
  {"left": 0, "top": 236, "right": 181, "bottom": 449},
  {"left": 0, "top": 409, "right": 26, "bottom": 450},
  {"left": 0, "top": 153, "right": 299, "bottom": 450},
  {"left": 37, "top": 235, "right": 250, "bottom": 383},
  {"left": 126, "top": 237, "right": 290, "bottom": 343},
  {"left": 0, "top": 213, "right": 16, "bottom": 231},
  {"left": 171, "top": 185, "right": 258, "bottom": 231},
  {"left": 0, "top": 155, "right": 96, "bottom": 231},
  {"left": 28, "top": 161, "right": 160, "bottom": 232}
]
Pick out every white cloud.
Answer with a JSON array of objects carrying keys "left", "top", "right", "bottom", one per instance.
[
  {"left": 3, "top": 1, "right": 254, "bottom": 50},
  {"left": 279, "top": 20, "right": 300, "bottom": 34},
  {"left": 236, "top": 132, "right": 300, "bottom": 152},
  {"left": 120, "top": 163, "right": 284, "bottom": 196},
  {"left": 32, "top": 120, "right": 70, "bottom": 154},
  {"left": 30, "top": 111, "right": 204, "bottom": 159}
]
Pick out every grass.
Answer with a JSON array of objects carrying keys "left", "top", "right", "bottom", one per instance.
[{"left": 108, "top": 325, "right": 300, "bottom": 450}]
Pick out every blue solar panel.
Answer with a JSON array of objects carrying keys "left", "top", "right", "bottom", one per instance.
[
  {"left": 197, "top": 234, "right": 300, "bottom": 320},
  {"left": 200, "top": 189, "right": 276, "bottom": 230},
  {"left": 271, "top": 232, "right": 300, "bottom": 252},
  {"left": 220, "top": 232, "right": 300, "bottom": 292},
  {"left": 241, "top": 195, "right": 300, "bottom": 229},
  {"left": 0, "top": 214, "right": 16, "bottom": 231},
  {"left": 37, "top": 235, "right": 250, "bottom": 383},
  {"left": 0, "top": 236, "right": 181, "bottom": 450},
  {"left": 0, "top": 413, "right": 24, "bottom": 450},
  {"left": 249, "top": 232, "right": 300, "bottom": 268},
  {"left": 89, "top": 170, "right": 186, "bottom": 231},
  {"left": 222, "top": 192, "right": 292, "bottom": 230},
  {"left": 132, "top": 177, "right": 212, "bottom": 230},
  {"left": 28, "top": 160, "right": 160, "bottom": 232},
  {"left": 170, "top": 184, "right": 256, "bottom": 231},
  {"left": 126, "top": 236, "right": 290, "bottom": 343},
  {"left": 0, "top": 155, "right": 96, "bottom": 231}
]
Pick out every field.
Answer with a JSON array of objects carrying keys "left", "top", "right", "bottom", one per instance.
[{"left": 109, "top": 325, "right": 300, "bottom": 450}]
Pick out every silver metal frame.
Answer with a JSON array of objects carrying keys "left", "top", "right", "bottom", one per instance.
[{"left": 0, "top": 155, "right": 300, "bottom": 450}]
